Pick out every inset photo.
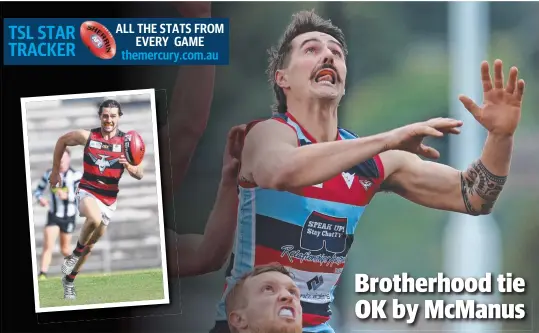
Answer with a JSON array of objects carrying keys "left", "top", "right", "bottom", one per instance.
[{"left": 21, "top": 89, "right": 169, "bottom": 313}]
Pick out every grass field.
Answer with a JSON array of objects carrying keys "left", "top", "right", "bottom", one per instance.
[{"left": 38, "top": 268, "right": 166, "bottom": 308}]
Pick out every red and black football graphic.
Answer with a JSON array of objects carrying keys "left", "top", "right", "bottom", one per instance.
[
  {"left": 124, "top": 131, "right": 146, "bottom": 166},
  {"left": 80, "top": 21, "right": 117, "bottom": 60}
]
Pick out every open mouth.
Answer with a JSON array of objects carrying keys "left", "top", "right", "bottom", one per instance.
[
  {"left": 314, "top": 69, "right": 336, "bottom": 85},
  {"left": 278, "top": 306, "right": 295, "bottom": 319},
  {"left": 104, "top": 123, "right": 113, "bottom": 127}
]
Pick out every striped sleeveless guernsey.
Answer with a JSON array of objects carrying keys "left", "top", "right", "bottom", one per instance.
[
  {"left": 214, "top": 112, "right": 385, "bottom": 332},
  {"left": 78, "top": 128, "right": 126, "bottom": 206}
]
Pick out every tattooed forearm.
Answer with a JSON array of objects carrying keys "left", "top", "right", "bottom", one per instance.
[
  {"left": 460, "top": 173, "right": 479, "bottom": 216},
  {"left": 471, "top": 160, "right": 507, "bottom": 200},
  {"left": 461, "top": 160, "right": 507, "bottom": 215}
]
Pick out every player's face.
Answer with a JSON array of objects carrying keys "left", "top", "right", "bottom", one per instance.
[
  {"left": 242, "top": 272, "right": 302, "bottom": 333},
  {"left": 280, "top": 31, "right": 347, "bottom": 102},
  {"left": 59, "top": 151, "right": 70, "bottom": 171},
  {"left": 100, "top": 107, "right": 120, "bottom": 133}
]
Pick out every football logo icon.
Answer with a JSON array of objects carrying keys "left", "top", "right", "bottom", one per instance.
[{"left": 80, "top": 21, "right": 117, "bottom": 60}]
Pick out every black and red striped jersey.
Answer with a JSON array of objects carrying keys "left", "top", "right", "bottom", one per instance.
[{"left": 78, "top": 128, "right": 126, "bottom": 206}]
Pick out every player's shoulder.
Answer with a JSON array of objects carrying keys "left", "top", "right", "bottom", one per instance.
[{"left": 79, "top": 128, "right": 93, "bottom": 139}]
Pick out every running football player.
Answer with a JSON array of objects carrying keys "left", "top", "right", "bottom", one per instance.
[{"left": 49, "top": 99, "right": 144, "bottom": 300}]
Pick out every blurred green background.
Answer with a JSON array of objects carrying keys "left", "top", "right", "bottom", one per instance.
[{"left": 140, "top": 2, "right": 539, "bottom": 331}]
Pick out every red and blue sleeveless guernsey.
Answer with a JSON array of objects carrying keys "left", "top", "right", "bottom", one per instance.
[
  {"left": 78, "top": 128, "right": 126, "bottom": 206},
  {"left": 213, "top": 112, "right": 385, "bottom": 332}
]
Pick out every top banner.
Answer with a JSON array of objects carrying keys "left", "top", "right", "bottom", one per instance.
[{"left": 4, "top": 18, "right": 229, "bottom": 66}]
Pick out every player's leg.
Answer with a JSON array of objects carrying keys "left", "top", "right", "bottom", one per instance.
[
  {"left": 58, "top": 218, "right": 76, "bottom": 300},
  {"left": 39, "top": 218, "right": 60, "bottom": 279},
  {"left": 61, "top": 196, "right": 102, "bottom": 275},
  {"left": 67, "top": 222, "right": 107, "bottom": 280},
  {"left": 62, "top": 193, "right": 114, "bottom": 300},
  {"left": 76, "top": 196, "right": 103, "bottom": 244},
  {"left": 61, "top": 221, "right": 107, "bottom": 300}
]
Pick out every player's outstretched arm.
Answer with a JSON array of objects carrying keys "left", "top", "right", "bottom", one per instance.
[
  {"left": 241, "top": 120, "right": 391, "bottom": 190},
  {"left": 241, "top": 117, "right": 461, "bottom": 191},
  {"left": 379, "top": 59, "right": 525, "bottom": 216},
  {"left": 166, "top": 125, "right": 244, "bottom": 277},
  {"left": 50, "top": 130, "right": 90, "bottom": 187}
]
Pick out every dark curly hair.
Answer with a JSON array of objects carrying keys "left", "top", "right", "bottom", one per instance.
[{"left": 98, "top": 99, "right": 123, "bottom": 116}]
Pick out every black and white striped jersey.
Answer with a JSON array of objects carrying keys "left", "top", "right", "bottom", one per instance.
[{"left": 33, "top": 168, "right": 83, "bottom": 219}]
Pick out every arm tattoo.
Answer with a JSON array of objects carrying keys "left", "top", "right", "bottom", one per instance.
[
  {"left": 460, "top": 173, "right": 479, "bottom": 216},
  {"left": 461, "top": 160, "right": 507, "bottom": 215},
  {"left": 473, "top": 160, "right": 507, "bottom": 199}
]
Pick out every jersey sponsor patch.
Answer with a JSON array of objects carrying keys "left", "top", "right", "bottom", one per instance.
[
  {"left": 112, "top": 144, "right": 122, "bottom": 152},
  {"left": 89, "top": 140, "right": 102, "bottom": 149},
  {"left": 300, "top": 211, "right": 348, "bottom": 254},
  {"left": 301, "top": 290, "right": 332, "bottom": 303},
  {"left": 287, "top": 267, "right": 340, "bottom": 304}
]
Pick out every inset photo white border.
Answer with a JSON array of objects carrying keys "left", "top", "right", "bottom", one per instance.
[{"left": 21, "top": 89, "right": 169, "bottom": 313}]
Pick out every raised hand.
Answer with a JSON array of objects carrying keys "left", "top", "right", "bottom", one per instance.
[
  {"left": 459, "top": 59, "right": 525, "bottom": 137},
  {"left": 388, "top": 117, "right": 463, "bottom": 159}
]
